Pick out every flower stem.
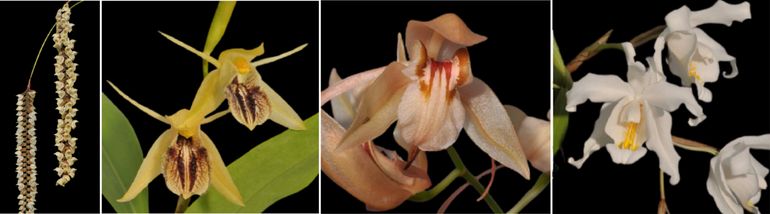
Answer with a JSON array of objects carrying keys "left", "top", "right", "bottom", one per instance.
[
  {"left": 409, "top": 168, "right": 463, "bottom": 202},
  {"left": 447, "top": 147, "right": 503, "bottom": 213},
  {"left": 672, "top": 136, "right": 718, "bottom": 156},
  {"left": 175, "top": 196, "right": 190, "bottom": 213},
  {"left": 508, "top": 173, "right": 550, "bottom": 214}
]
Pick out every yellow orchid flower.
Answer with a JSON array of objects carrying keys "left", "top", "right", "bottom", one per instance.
[
  {"left": 159, "top": 32, "right": 307, "bottom": 131},
  {"left": 108, "top": 82, "right": 244, "bottom": 207}
]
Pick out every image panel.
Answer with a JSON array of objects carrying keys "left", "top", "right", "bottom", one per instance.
[
  {"left": 553, "top": 0, "right": 769, "bottom": 213},
  {"left": 321, "top": 1, "right": 551, "bottom": 213},
  {"left": 0, "top": 1, "right": 99, "bottom": 213},
  {"left": 101, "top": 1, "right": 319, "bottom": 213}
]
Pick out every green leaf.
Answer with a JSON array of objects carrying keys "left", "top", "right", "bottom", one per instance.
[
  {"left": 186, "top": 114, "right": 319, "bottom": 213},
  {"left": 202, "top": 1, "right": 236, "bottom": 76},
  {"left": 101, "top": 94, "right": 149, "bottom": 213}
]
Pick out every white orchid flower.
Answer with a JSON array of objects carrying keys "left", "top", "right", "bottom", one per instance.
[
  {"left": 334, "top": 13, "right": 530, "bottom": 179},
  {"left": 566, "top": 42, "right": 706, "bottom": 185},
  {"left": 653, "top": 0, "right": 751, "bottom": 102},
  {"left": 707, "top": 134, "right": 770, "bottom": 214}
]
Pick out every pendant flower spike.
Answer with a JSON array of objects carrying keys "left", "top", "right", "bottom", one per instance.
[
  {"left": 108, "top": 82, "right": 243, "bottom": 206},
  {"left": 707, "top": 134, "right": 770, "bottom": 214},
  {"left": 566, "top": 43, "right": 706, "bottom": 185},
  {"left": 335, "top": 13, "right": 530, "bottom": 179},
  {"left": 159, "top": 32, "right": 307, "bottom": 132},
  {"left": 653, "top": 0, "right": 751, "bottom": 102}
]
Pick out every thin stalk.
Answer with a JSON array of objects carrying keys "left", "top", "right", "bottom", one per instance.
[
  {"left": 508, "top": 173, "right": 550, "bottom": 213},
  {"left": 175, "top": 196, "right": 190, "bottom": 213},
  {"left": 409, "top": 168, "right": 463, "bottom": 202},
  {"left": 447, "top": 147, "right": 503, "bottom": 213},
  {"left": 27, "top": 0, "right": 84, "bottom": 89},
  {"left": 672, "top": 136, "right": 718, "bottom": 156}
]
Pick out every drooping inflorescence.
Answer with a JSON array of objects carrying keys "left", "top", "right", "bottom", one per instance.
[
  {"left": 16, "top": 90, "right": 38, "bottom": 214},
  {"left": 52, "top": 2, "right": 78, "bottom": 186}
]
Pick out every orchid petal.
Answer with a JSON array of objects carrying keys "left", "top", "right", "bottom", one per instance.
[
  {"left": 162, "top": 134, "right": 210, "bottom": 199},
  {"left": 566, "top": 74, "right": 633, "bottom": 112},
  {"left": 261, "top": 81, "right": 305, "bottom": 130},
  {"left": 188, "top": 69, "right": 230, "bottom": 125},
  {"left": 201, "top": 110, "right": 230, "bottom": 125},
  {"left": 337, "top": 62, "right": 410, "bottom": 151},
  {"left": 107, "top": 81, "right": 169, "bottom": 124},
  {"left": 568, "top": 102, "right": 615, "bottom": 168},
  {"left": 606, "top": 146, "right": 647, "bottom": 165},
  {"left": 199, "top": 131, "right": 244, "bottom": 206},
  {"left": 117, "top": 129, "right": 176, "bottom": 202},
  {"left": 689, "top": 0, "right": 751, "bottom": 28},
  {"left": 504, "top": 105, "right": 550, "bottom": 173},
  {"left": 395, "top": 82, "right": 464, "bottom": 152},
  {"left": 159, "top": 32, "right": 221, "bottom": 67},
  {"left": 396, "top": 33, "right": 407, "bottom": 63},
  {"left": 405, "top": 13, "right": 486, "bottom": 60},
  {"left": 460, "top": 78, "right": 529, "bottom": 179},
  {"left": 251, "top": 43, "right": 307, "bottom": 67},
  {"left": 642, "top": 104, "right": 681, "bottom": 185},
  {"left": 329, "top": 69, "right": 355, "bottom": 127},
  {"left": 321, "top": 112, "right": 430, "bottom": 211},
  {"left": 642, "top": 80, "right": 706, "bottom": 126},
  {"left": 693, "top": 28, "right": 739, "bottom": 78},
  {"left": 652, "top": 32, "right": 670, "bottom": 81}
]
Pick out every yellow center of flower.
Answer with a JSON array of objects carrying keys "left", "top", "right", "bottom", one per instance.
[
  {"left": 619, "top": 122, "right": 640, "bottom": 151},
  {"left": 688, "top": 62, "right": 701, "bottom": 81},
  {"left": 235, "top": 57, "right": 250, "bottom": 74}
]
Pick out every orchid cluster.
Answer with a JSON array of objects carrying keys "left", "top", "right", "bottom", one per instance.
[
  {"left": 108, "top": 30, "right": 307, "bottom": 209},
  {"left": 559, "top": 1, "right": 767, "bottom": 213},
  {"left": 321, "top": 13, "right": 550, "bottom": 212}
]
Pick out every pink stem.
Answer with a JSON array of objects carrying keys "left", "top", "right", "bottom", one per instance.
[{"left": 438, "top": 165, "right": 504, "bottom": 213}]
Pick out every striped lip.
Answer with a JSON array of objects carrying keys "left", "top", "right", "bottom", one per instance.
[
  {"left": 225, "top": 78, "right": 271, "bottom": 130},
  {"left": 163, "top": 134, "right": 210, "bottom": 199}
]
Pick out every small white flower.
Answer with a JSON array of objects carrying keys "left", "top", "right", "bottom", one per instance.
[
  {"left": 566, "top": 43, "right": 706, "bottom": 185},
  {"left": 653, "top": 0, "right": 751, "bottom": 102},
  {"left": 707, "top": 134, "right": 770, "bottom": 214}
]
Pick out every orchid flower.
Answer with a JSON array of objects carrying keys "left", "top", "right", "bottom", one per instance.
[
  {"left": 566, "top": 42, "right": 706, "bottom": 185},
  {"left": 108, "top": 82, "right": 243, "bottom": 206},
  {"left": 159, "top": 32, "right": 307, "bottom": 131},
  {"left": 321, "top": 111, "right": 431, "bottom": 211},
  {"left": 334, "top": 13, "right": 530, "bottom": 179},
  {"left": 707, "top": 134, "right": 770, "bottom": 214},
  {"left": 653, "top": 0, "right": 751, "bottom": 102},
  {"left": 504, "top": 105, "right": 550, "bottom": 173}
]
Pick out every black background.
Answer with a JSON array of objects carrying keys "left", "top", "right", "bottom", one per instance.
[
  {"left": 554, "top": 0, "right": 770, "bottom": 212},
  {"left": 322, "top": 1, "right": 550, "bottom": 213},
  {"left": 102, "top": 1, "right": 318, "bottom": 213},
  {"left": 0, "top": 1, "right": 99, "bottom": 213}
]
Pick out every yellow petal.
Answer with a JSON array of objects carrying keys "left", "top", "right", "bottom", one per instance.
[
  {"left": 321, "top": 112, "right": 430, "bottom": 211},
  {"left": 107, "top": 81, "right": 169, "bottom": 124},
  {"left": 187, "top": 69, "right": 229, "bottom": 126},
  {"left": 117, "top": 129, "right": 177, "bottom": 202},
  {"left": 337, "top": 62, "right": 410, "bottom": 152},
  {"left": 159, "top": 31, "right": 221, "bottom": 67},
  {"left": 460, "top": 78, "right": 530, "bottom": 179},
  {"left": 199, "top": 131, "right": 244, "bottom": 206},
  {"left": 262, "top": 81, "right": 306, "bottom": 130},
  {"left": 250, "top": 43, "right": 307, "bottom": 67}
]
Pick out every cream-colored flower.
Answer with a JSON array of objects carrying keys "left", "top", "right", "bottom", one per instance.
[
  {"left": 653, "top": 0, "right": 751, "bottom": 102},
  {"left": 16, "top": 90, "right": 37, "bottom": 214},
  {"left": 707, "top": 134, "right": 770, "bottom": 214},
  {"left": 567, "top": 43, "right": 705, "bottom": 184}
]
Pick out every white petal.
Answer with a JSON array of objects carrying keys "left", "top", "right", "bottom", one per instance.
[
  {"left": 652, "top": 31, "right": 670, "bottom": 81},
  {"left": 694, "top": 28, "right": 739, "bottom": 79},
  {"left": 689, "top": 0, "right": 751, "bottom": 28},
  {"left": 692, "top": 44, "right": 721, "bottom": 83},
  {"left": 694, "top": 82, "right": 713, "bottom": 103},
  {"left": 708, "top": 155, "right": 744, "bottom": 214},
  {"left": 604, "top": 98, "right": 633, "bottom": 146},
  {"left": 460, "top": 78, "right": 529, "bottom": 179},
  {"left": 565, "top": 73, "right": 633, "bottom": 112},
  {"left": 666, "top": 32, "right": 698, "bottom": 71},
  {"left": 568, "top": 102, "right": 616, "bottom": 168},
  {"left": 606, "top": 146, "right": 647, "bottom": 164},
  {"left": 642, "top": 104, "right": 681, "bottom": 185},
  {"left": 642, "top": 81, "right": 706, "bottom": 126},
  {"left": 665, "top": 6, "right": 694, "bottom": 31}
]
